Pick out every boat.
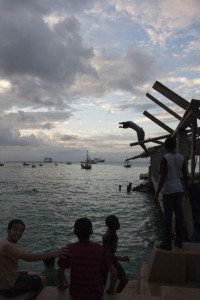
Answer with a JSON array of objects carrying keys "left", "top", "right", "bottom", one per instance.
[
  {"left": 44, "top": 156, "right": 53, "bottom": 163},
  {"left": 39, "top": 163, "right": 43, "bottom": 166},
  {"left": 81, "top": 151, "right": 92, "bottom": 169},
  {"left": 32, "top": 163, "right": 36, "bottom": 168},
  {"left": 0, "top": 162, "right": 4, "bottom": 166},
  {"left": 66, "top": 162, "right": 72, "bottom": 165},
  {"left": 124, "top": 160, "right": 131, "bottom": 168},
  {"left": 55, "top": 163, "right": 58, "bottom": 166},
  {"left": 90, "top": 158, "right": 105, "bottom": 163},
  {"left": 23, "top": 162, "right": 30, "bottom": 166}
]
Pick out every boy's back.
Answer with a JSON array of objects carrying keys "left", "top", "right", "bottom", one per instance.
[{"left": 58, "top": 218, "right": 112, "bottom": 300}]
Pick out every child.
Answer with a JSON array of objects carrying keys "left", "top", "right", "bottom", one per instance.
[
  {"left": 102, "top": 214, "right": 129, "bottom": 294},
  {"left": 42, "top": 257, "right": 69, "bottom": 287},
  {"left": 0, "top": 219, "right": 68, "bottom": 297},
  {"left": 57, "top": 217, "right": 117, "bottom": 300}
]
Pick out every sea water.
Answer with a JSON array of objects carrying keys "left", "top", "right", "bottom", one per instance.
[{"left": 0, "top": 161, "right": 163, "bottom": 280}]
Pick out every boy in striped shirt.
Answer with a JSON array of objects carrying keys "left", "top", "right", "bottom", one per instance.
[{"left": 58, "top": 217, "right": 117, "bottom": 300}]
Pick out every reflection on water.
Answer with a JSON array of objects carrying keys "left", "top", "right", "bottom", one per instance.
[{"left": 0, "top": 162, "right": 163, "bottom": 279}]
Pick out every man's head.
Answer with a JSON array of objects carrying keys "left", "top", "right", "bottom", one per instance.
[
  {"left": 164, "top": 137, "right": 176, "bottom": 151},
  {"left": 74, "top": 217, "right": 93, "bottom": 240},
  {"left": 7, "top": 219, "right": 25, "bottom": 243}
]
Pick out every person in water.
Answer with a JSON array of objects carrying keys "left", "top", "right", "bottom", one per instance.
[
  {"left": 0, "top": 219, "right": 68, "bottom": 297},
  {"left": 57, "top": 217, "right": 117, "bottom": 300},
  {"left": 102, "top": 215, "right": 129, "bottom": 294},
  {"left": 119, "top": 121, "right": 148, "bottom": 154}
]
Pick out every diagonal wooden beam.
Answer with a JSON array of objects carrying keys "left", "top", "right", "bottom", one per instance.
[
  {"left": 143, "top": 110, "right": 174, "bottom": 133},
  {"left": 146, "top": 93, "right": 182, "bottom": 121},
  {"left": 153, "top": 81, "right": 189, "bottom": 110}
]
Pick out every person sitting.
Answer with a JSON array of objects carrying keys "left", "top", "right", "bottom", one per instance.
[
  {"left": 42, "top": 257, "right": 69, "bottom": 287},
  {"left": 0, "top": 219, "right": 68, "bottom": 297}
]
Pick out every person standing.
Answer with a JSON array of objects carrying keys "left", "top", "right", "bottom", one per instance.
[
  {"left": 57, "top": 217, "right": 117, "bottom": 300},
  {"left": 102, "top": 215, "right": 129, "bottom": 294},
  {"left": 154, "top": 137, "right": 188, "bottom": 250}
]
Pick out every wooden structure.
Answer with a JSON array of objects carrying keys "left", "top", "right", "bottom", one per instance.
[{"left": 128, "top": 81, "right": 200, "bottom": 240}]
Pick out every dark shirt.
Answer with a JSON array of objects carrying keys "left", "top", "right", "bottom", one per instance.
[
  {"left": 58, "top": 241, "right": 111, "bottom": 300},
  {"left": 102, "top": 229, "right": 118, "bottom": 255}
]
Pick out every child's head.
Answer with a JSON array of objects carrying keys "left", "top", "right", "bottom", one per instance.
[
  {"left": 7, "top": 219, "right": 25, "bottom": 243},
  {"left": 74, "top": 217, "right": 93, "bottom": 240},
  {"left": 105, "top": 215, "right": 120, "bottom": 231},
  {"left": 43, "top": 257, "right": 56, "bottom": 269}
]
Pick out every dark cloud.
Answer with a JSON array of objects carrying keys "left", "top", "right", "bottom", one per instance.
[{"left": 0, "top": 123, "right": 41, "bottom": 146}]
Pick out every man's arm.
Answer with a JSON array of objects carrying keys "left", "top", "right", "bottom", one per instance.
[{"left": 154, "top": 157, "right": 167, "bottom": 203}]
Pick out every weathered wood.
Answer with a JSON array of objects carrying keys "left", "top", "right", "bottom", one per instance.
[
  {"left": 130, "top": 134, "right": 170, "bottom": 147},
  {"left": 143, "top": 111, "right": 173, "bottom": 133},
  {"left": 153, "top": 81, "right": 190, "bottom": 109},
  {"left": 146, "top": 93, "right": 182, "bottom": 121}
]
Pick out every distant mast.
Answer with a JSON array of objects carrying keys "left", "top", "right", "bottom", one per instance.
[{"left": 44, "top": 156, "right": 53, "bottom": 163}]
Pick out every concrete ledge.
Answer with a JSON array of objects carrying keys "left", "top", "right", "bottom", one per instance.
[
  {"left": 0, "top": 292, "right": 36, "bottom": 300},
  {"left": 161, "top": 286, "right": 200, "bottom": 300},
  {"left": 148, "top": 242, "right": 185, "bottom": 284}
]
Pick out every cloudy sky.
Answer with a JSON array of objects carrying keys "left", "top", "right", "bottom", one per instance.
[{"left": 0, "top": 0, "right": 200, "bottom": 162}]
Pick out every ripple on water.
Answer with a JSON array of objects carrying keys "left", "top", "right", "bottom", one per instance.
[{"left": 0, "top": 162, "right": 162, "bottom": 279}]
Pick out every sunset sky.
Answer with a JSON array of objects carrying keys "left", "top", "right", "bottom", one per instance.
[{"left": 0, "top": 0, "right": 200, "bottom": 162}]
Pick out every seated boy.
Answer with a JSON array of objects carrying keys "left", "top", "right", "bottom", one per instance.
[
  {"left": 57, "top": 217, "right": 117, "bottom": 300},
  {"left": 42, "top": 257, "right": 69, "bottom": 287},
  {"left": 0, "top": 219, "right": 68, "bottom": 297}
]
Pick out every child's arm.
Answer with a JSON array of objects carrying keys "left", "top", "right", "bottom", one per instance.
[{"left": 57, "top": 268, "right": 68, "bottom": 290}]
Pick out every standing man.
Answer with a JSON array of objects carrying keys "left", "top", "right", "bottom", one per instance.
[
  {"left": 119, "top": 121, "right": 148, "bottom": 154},
  {"left": 154, "top": 137, "right": 188, "bottom": 250}
]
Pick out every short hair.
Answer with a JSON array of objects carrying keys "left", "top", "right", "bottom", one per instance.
[
  {"left": 43, "top": 257, "right": 55, "bottom": 268},
  {"left": 7, "top": 219, "right": 25, "bottom": 230},
  {"left": 164, "top": 137, "right": 176, "bottom": 150},
  {"left": 74, "top": 217, "right": 93, "bottom": 239},
  {"left": 105, "top": 215, "right": 118, "bottom": 229}
]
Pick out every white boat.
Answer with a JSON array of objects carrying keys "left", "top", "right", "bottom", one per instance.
[
  {"left": 81, "top": 151, "right": 92, "bottom": 170},
  {"left": 44, "top": 156, "right": 53, "bottom": 163},
  {"left": 23, "top": 162, "right": 30, "bottom": 166},
  {"left": 90, "top": 157, "right": 105, "bottom": 163}
]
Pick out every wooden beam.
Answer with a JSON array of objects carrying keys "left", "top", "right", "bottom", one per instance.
[
  {"left": 143, "top": 110, "right": 174, "bottom": 133},
  {"left": 153, "top": 81, "right": 189, "bottom": 110},
  {"left": 146, "top": 93, "right": 182, "bottom": 121},
  {"left": 173, "top": 100, "right": 200, "bottom": 136},
  {"left": 130, "top": 134, "right": 170, "bottom": 147}
]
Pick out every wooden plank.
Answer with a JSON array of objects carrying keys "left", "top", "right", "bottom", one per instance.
[
  {"left": 143, "top": 110, "right": 174, "bottom": 133},
  {"left": 130, "top": 134, "right": 170, "bottom": 147},
  {"left": 146, "top": 93, "right": 182, "bottom": 121},
  {"left": 153, "top": 81, "right": 189, "bottom": 110},
  {"left": 173, "top": 100, "right": 200, "bottom": 136}
]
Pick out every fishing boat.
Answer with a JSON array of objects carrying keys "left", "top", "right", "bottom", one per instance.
[
  {"left": 124, "top": 160, "right": 131, "bottom": 168},
  {"left": 23, "top": 161, "right": 30, "bottom": 166},
  {"left": 44, "top": 156, "right": 53, "bottom": 163},
  {"left": 81, "top": 150, "right": 92, "bottom": 170}
]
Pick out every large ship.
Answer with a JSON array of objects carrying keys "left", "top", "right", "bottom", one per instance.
[{"left": 44, "top": 156, "right": 53, "bottom": 163}]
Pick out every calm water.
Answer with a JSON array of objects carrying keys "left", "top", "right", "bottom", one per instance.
[{"left": 0, "top": 161, "right": 163, "bottom": 280}]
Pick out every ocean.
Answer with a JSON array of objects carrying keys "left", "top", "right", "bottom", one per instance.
[{"left": 0, "top": 161, "right": 163, "bottom": 280}]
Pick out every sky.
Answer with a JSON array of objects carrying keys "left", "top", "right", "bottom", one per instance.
[{"left": 0, "top": 0, "right": 200, "bottom": 162}]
